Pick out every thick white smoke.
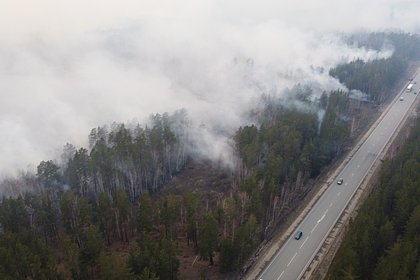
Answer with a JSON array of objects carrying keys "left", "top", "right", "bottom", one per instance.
[{"left": 0, "top": 0, "right": 418, "bottom": 176}]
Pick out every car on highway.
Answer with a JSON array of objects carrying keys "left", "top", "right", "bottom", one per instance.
[
  {"left": 294, "top": 231, "right": 303, "bottom": 240},
  {"left": 337, "top": 178, "right": 344, "bottom": 185},
  {"left": 400, "top": 96, "right": 404, "bottom": 101}
]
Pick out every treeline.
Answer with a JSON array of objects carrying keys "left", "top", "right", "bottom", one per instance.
[
  {"left": 43, "top": 110, "right": 189, "bottom": 202},
  {"left": 330, "top": 32, "right": 420, "bottom": 102},
  {"left": 330, "top": 56, "right": 407, "bottom": 102},
  {"left": 327, "top": 117, "right": 420, "bottom": 280},
  {"left": 0, "top": 111, "right": 193, "bottom": 279}
]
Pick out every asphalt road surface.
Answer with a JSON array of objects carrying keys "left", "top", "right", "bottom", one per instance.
[{"left": 258, "top": 71, "right": 419, "bottom": 280}]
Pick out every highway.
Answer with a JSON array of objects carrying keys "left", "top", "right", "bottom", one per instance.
[{"left": 258, "top": 70, "right": 419, "bottom": 280}]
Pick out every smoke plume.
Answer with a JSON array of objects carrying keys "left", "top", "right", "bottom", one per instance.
[{"left": 0, "top": 0, "right": 419, "bottom": 176}]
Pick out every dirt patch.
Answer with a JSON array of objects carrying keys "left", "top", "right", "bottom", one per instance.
[
  {"left": 157, "top": 160, "right": 235, "bottom": 280},
  {"left": 160, "top": 160, "right": 234, "bottom": 205}
]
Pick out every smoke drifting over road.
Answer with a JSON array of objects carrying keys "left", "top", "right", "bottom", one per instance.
[{"left": 0, "top": 0, "right": 419, "bottom": 176}]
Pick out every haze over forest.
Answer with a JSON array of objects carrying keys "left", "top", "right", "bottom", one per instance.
[{"left": 1, "top": 0, "right": 420, "bottom": 177}]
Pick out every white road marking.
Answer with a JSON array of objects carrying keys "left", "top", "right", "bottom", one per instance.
[
  {"left": 317, "top": 208, "right": 329, "bottom": 222},
  {"left": 287, "top": 253, "right": 297, "bottom": 267},
  {"left": 311, "top": 222, "right": 319, "bottom": 234},
  {"left": 300, "top": 237, "right": 309, "bottom": 249},
  {"left": 276, "top": 270, "right": 285, "bottom": 280}
]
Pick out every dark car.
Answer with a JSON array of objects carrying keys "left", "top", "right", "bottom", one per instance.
[
  {"left": 337, "top": 178, "right": 344, "bottom": 185},
  {"left": 294, "top": 231, "right": 303, "bottom": 240}
]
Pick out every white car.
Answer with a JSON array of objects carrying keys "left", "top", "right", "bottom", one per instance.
[{"left": 400, "top": 96, "right": 404, "bottom": 101}]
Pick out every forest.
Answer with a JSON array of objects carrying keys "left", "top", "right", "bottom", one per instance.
[
  {"left": 330, "top": 32, "right": 420, "bottom": 102},
  {"left": 233, "top": 88, "right": 349, "bottom": 235},
  {"left": 0, "top": 87, "right": 369, "bottom": 279},
  {"left": 329, "top": 55, "right": 406, "bottom": 102},
  {"left": 327, "top": 116, "right": 420, "bottom": 280},
  {"left": 0, "top": 32, "right": 418, "bottom": 279},
  {"left": 0, "top": 88, "right": 354, "bottom": 279}
]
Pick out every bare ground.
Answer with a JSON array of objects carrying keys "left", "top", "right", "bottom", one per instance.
[{"left": 159, "top": 160, "right": 235, "bottom": 280}]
